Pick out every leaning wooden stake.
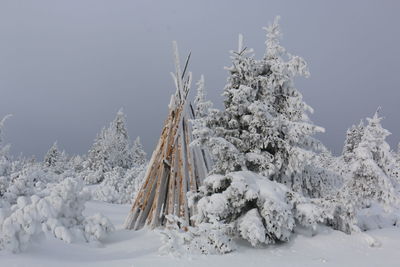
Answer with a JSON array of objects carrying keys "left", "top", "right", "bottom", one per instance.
[{"left": 124, "top": 42, "right": 212, "bottom": 230}]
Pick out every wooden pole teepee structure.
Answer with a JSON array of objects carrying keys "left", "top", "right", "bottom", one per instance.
[{"left": 124, "top": 42, "right": 212, "bottom": 230}]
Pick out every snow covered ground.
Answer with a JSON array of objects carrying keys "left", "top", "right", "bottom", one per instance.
[{"left": 1, "top": 200, "right": 399, "bottom": 267}]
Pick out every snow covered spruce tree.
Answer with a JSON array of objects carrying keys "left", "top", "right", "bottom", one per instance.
[
  {"left": 159, "top": 18, "right": 353, "bottom": 254},
  {"left": 44, "top": 142, "right": 61, "bottom": 168},
  {"left": 337, "top": 110, "right": 399, "bottom": 230},
  {"left": 193, "top": 17, "right": 324, "bottom": 194},
  {"left": 86, "top": 109, "right": 135, "bottom": 184},
  {"left": 43, "top": 142, "right": 69, "bottom": 175}
]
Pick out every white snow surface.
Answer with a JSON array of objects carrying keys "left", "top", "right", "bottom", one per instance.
[{"left": 1, "top": 200, "right": 399, "bottom": 267}]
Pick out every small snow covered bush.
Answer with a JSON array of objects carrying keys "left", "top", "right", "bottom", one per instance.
[
  {"left": 188, "top": 171, "right": 356, "bottom": 250},
  {"left": 3, "top": 167, "right": 37, "bottom": 205},
  {"left": 83, "top": 169, "right": 104, "bottom": 185},
  {"left": 2, "top": 164, "right": 64, "bottom": 205},
  {"left": 190, "top": 171, "right": 297, "bottom": 246},
  {"left": 83, "top": 213, "right": 115, "bottom": 242},
  {"left": 92, "top": 164, "right": 146, "bottom": 204},
  {"left": 159, "top": 215, "right": 234, "bottom": 256},
  {"left": 0, "top": 178, "right": 114, "bottom": 253}
]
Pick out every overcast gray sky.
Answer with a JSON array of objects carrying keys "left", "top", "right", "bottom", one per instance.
[{"left": 0, "top": 0, "right": 399, "bottom": 159}]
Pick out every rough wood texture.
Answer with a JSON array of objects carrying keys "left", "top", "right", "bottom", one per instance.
[{"left": 124, "top": 43, "right": 211, "bottom": 230}]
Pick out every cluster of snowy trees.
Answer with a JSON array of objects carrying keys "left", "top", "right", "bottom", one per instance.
[
  {"left": 0, "top": 109, "right": 147, "bottom": 252},
  {"left": 162, "top": 17, "right": 400, "bottom": 255},
  {"left": 85, "top": 109, "right": 147, "bottom": 204}
]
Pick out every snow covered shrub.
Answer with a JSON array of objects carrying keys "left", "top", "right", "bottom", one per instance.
[
  {"left": 192, "top": 17, "right": 325, "bottom": 196},
  {"left": 0, "top": 178, "right": 114, "bottom": 253},
  {"left": 83, "top": 213, "right": 115, "bottom": 242},
  {"left": 83, "top": 169, "right": 104, "bottom": 185},
  {"left": 1, "top": 163, "right": 65, "bottom": 206},
  {"left": 92, "top": 167, "right": 125, "bottom": 203},
  {"left": 305, "top": 196, "right": 356, "bottom": 234},
  {"left": 93, "top": 164, "right": 146, "bottom": 204},
  {"left": 159, "top": 215, "right": 234, "bottom": 256},
  {"left": 3, "top": 167, "right": 37, "bottom": 205},
  {"left": 189, "top": 171, "right": 345, "bottom": 248}
]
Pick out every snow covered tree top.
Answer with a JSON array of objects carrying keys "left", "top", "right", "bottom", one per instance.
[
  {"left": 263, "top": 16, "right": 284, "bottom": 60},
  {"left": 357, "top": 109, "right": 391, "bottom": 159},
  {"left": 364, "top": 108, "right": 390, "bottom": 139},
  {"left": 194, "top": 17, "right": 325, "bottom": 194},
  {"left": 113, "top": 108, "right": 129, "bottom": 140},
  {"left": 132, "top": 136, "right": 147, "bottom": 166}
]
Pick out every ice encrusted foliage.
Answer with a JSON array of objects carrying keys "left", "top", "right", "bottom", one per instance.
[
  {"left": 192, "top": 17, "right": 324, "bottom": 194},
  {"left": 337, "top": 110, "right": 400, "bottom": 230},
  {"left": 0, "top": 178, "right": 114, "bottom": 253},
  {"left": 187, "top": 171, "right": 344, "bottom": 248}
]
